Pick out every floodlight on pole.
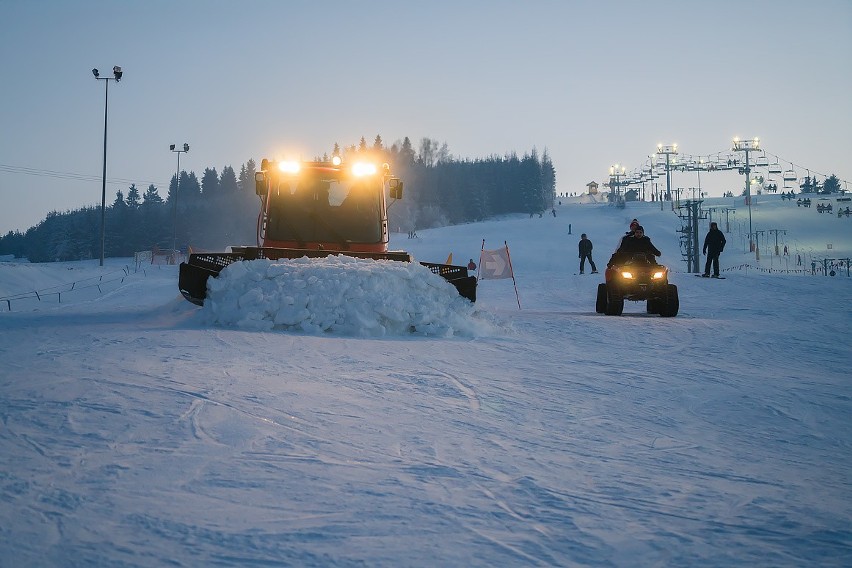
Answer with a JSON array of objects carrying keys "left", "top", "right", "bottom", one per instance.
[
  {"left": 733, "top": 137, "right": 760, "bottom": 255},
  {"left": 656, "top": 144, "right": 678, "bottom": 209},
  {"left": 608, "top": 164, "right": 625, "bottom": 206},
  {"left": 170, "top": 143, "right": 190, "bottom": 254},
  {"left": 92, "top": 65, "right": 123, "bottom": 267}
]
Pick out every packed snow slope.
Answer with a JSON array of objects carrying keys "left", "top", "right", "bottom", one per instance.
[{"left": 1, "top": 194, "right": 850, "bottom": 567}]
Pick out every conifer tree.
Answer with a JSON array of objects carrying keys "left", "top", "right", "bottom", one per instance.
[
  {"left": 399, "top": 137, "right": 415, "bottom": 166},
  {"left": 220, "top": 166, "right": 239, "bottom": 193},
  {"left": 143, "top": 184, "right": 163, "bottom": 204},
  {"left": 125, "top": 184, "right": 141, "bottom": 209},
  {"left": 237, "top": 160, "right": 257, "bottom": 193},
  {"left": 201, "top": 167, "right": 219, "bottom": 197},
  {"left": 113, "top": 189, "right": 127, "bottom": 209}
]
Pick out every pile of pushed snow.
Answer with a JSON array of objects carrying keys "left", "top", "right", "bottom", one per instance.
[{"left": 202, "top": 256, "right": 501, "bottom": 337}]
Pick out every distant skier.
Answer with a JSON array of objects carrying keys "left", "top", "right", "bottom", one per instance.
[
  {"left": 578, "top": 234, "right": 598, "bottom": 274},
  {"left": 467, "top": 258, "right": 477, "bottom": 272},
  {"left": 702, "top": 221, "right": 726, "bottom": 278}
]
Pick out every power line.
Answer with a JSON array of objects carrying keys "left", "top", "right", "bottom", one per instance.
[{"left": 0, "top": 163, "right": 169, "bottom": 188}]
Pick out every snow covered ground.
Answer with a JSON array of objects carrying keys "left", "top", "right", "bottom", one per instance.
[{"left": 1, "top": 195, "right": 850, "bottom": 566}]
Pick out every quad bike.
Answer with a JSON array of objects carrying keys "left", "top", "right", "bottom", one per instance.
[{"left": 595, "top": 253, "right": 678, "bottom": 317}]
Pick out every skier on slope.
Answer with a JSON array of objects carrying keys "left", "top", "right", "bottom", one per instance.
[{"left": 578, "top": 234, "right": 598, "bottom": 274}]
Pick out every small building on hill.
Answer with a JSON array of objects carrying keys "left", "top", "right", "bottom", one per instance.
[{"left": 587, "top": 181, "right": 599, "bottom": 195}]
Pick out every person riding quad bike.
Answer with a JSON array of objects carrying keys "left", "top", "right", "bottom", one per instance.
[
  {"left": 597, "top": 224, "right": 678, "bottom": 317},
  {"left": 608, "top": 225, "right": 661, "bottom": 268}
]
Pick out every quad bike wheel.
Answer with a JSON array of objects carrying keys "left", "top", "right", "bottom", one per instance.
[
  {"left": 647, "top": 298, "right": 659, "bottom": 314},
  {"left": 596, "top": 283, "right": 607, "bottom": 313},
  {"left": 658, "top": 284, "right": 679, "bottom": 317},
  {"left": 604, "top": 286, "right": 624, "bottom": 316}
]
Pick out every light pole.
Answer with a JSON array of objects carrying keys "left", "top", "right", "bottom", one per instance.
[
  {"left": 732, "top": 137, "right": 759, "bottom": 254},
  {"left": 696, "top": 157, "right": 704, "bottom": 197},
  {"left": 170, "top": 143, "right": 190, "bottom": 254},
  {"left": 609, "top": 164, "right": 625, "bottom": 206},
  {"left": 92, "top": 65, "right": 123, "bottom": 266},
  {"left": 656, "top": 143, "right": 678, "bottom": 210}
]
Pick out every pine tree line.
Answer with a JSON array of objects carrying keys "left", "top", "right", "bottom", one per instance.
[
  {"left": 0, "top": 137, "right": 555, "bottom": 262},
  {"left": 341, "top": 136, "right": 556, "bottom": 235},
  {"left": 0, "top": 161, "right": 260, "bottom": 262},
  {"left": 798, "top": 174, "right": 842, "bottom": 195}
]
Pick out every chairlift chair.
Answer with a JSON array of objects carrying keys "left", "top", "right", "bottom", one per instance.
[
  {"left": 768, "top": 163, "right": 782, "bottom": 175},
  {"left": 755, "top": 155, "right": 769, "bottom": 167},
  {"left": 783, "top": 170, "right": 797, "bottom": 182}
]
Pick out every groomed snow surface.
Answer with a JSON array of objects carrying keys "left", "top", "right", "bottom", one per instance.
[{"left": 1, "top": 195, "right": 850, "bottom": 566}]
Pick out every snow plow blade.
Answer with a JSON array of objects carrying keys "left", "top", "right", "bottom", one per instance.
[{"left": 178, "top": 247, "right": 477, "bottom": 306}]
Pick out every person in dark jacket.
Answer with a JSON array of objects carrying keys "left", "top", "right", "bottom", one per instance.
[
  {"left": 702, "top": 221, "right": 726, "bottom": 277},
  {"left": 616, "top": 219, "right": 641, "bottom": 250},
  {"left": 578, "top": 234, "right": 598, "bottom": 274},
  {"left": 609, "top": 225, "right": 661, "bottom": 267}
]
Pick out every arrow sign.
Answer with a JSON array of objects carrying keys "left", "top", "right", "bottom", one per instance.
[{"left": 480, "top": 246, "right": 511, "bottom": 280}]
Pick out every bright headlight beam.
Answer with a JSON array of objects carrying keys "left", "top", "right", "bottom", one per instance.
[
  {"left": 352, "top": 163, "right": 377, "bottom": 177},
  {"left": 621, "top": 271, "right": 634, "bottom": 279},
  {"left": 278, "top": 161, "right": 301, "bottom": 174}
]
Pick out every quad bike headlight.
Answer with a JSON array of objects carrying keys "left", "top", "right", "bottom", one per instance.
[
  {"left": 652, "top": 271, "right": 665, "bottom": 279},
  {"left": 621, "top": 271, "right": 634, "bottom": 279}
]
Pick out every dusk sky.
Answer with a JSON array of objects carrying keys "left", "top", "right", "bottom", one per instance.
[{"left": 2, "top": 0, "right": 850, "bottom": 234}]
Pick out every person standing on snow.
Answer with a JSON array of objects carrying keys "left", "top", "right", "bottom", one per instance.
[
  {"left": 578, "top": 234, "right": 598, "bottom": 274},
  {"left": 702, "top": 221, "right": 726, "bottom": 278}
]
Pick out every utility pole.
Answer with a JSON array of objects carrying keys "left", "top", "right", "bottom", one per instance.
[{"left": 677, "top": 199, "right": 704, "bottom": 273}]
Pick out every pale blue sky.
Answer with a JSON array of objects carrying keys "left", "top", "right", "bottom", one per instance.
[{"left": 1, "top": 0, "right": 850, "bottom": 234}]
